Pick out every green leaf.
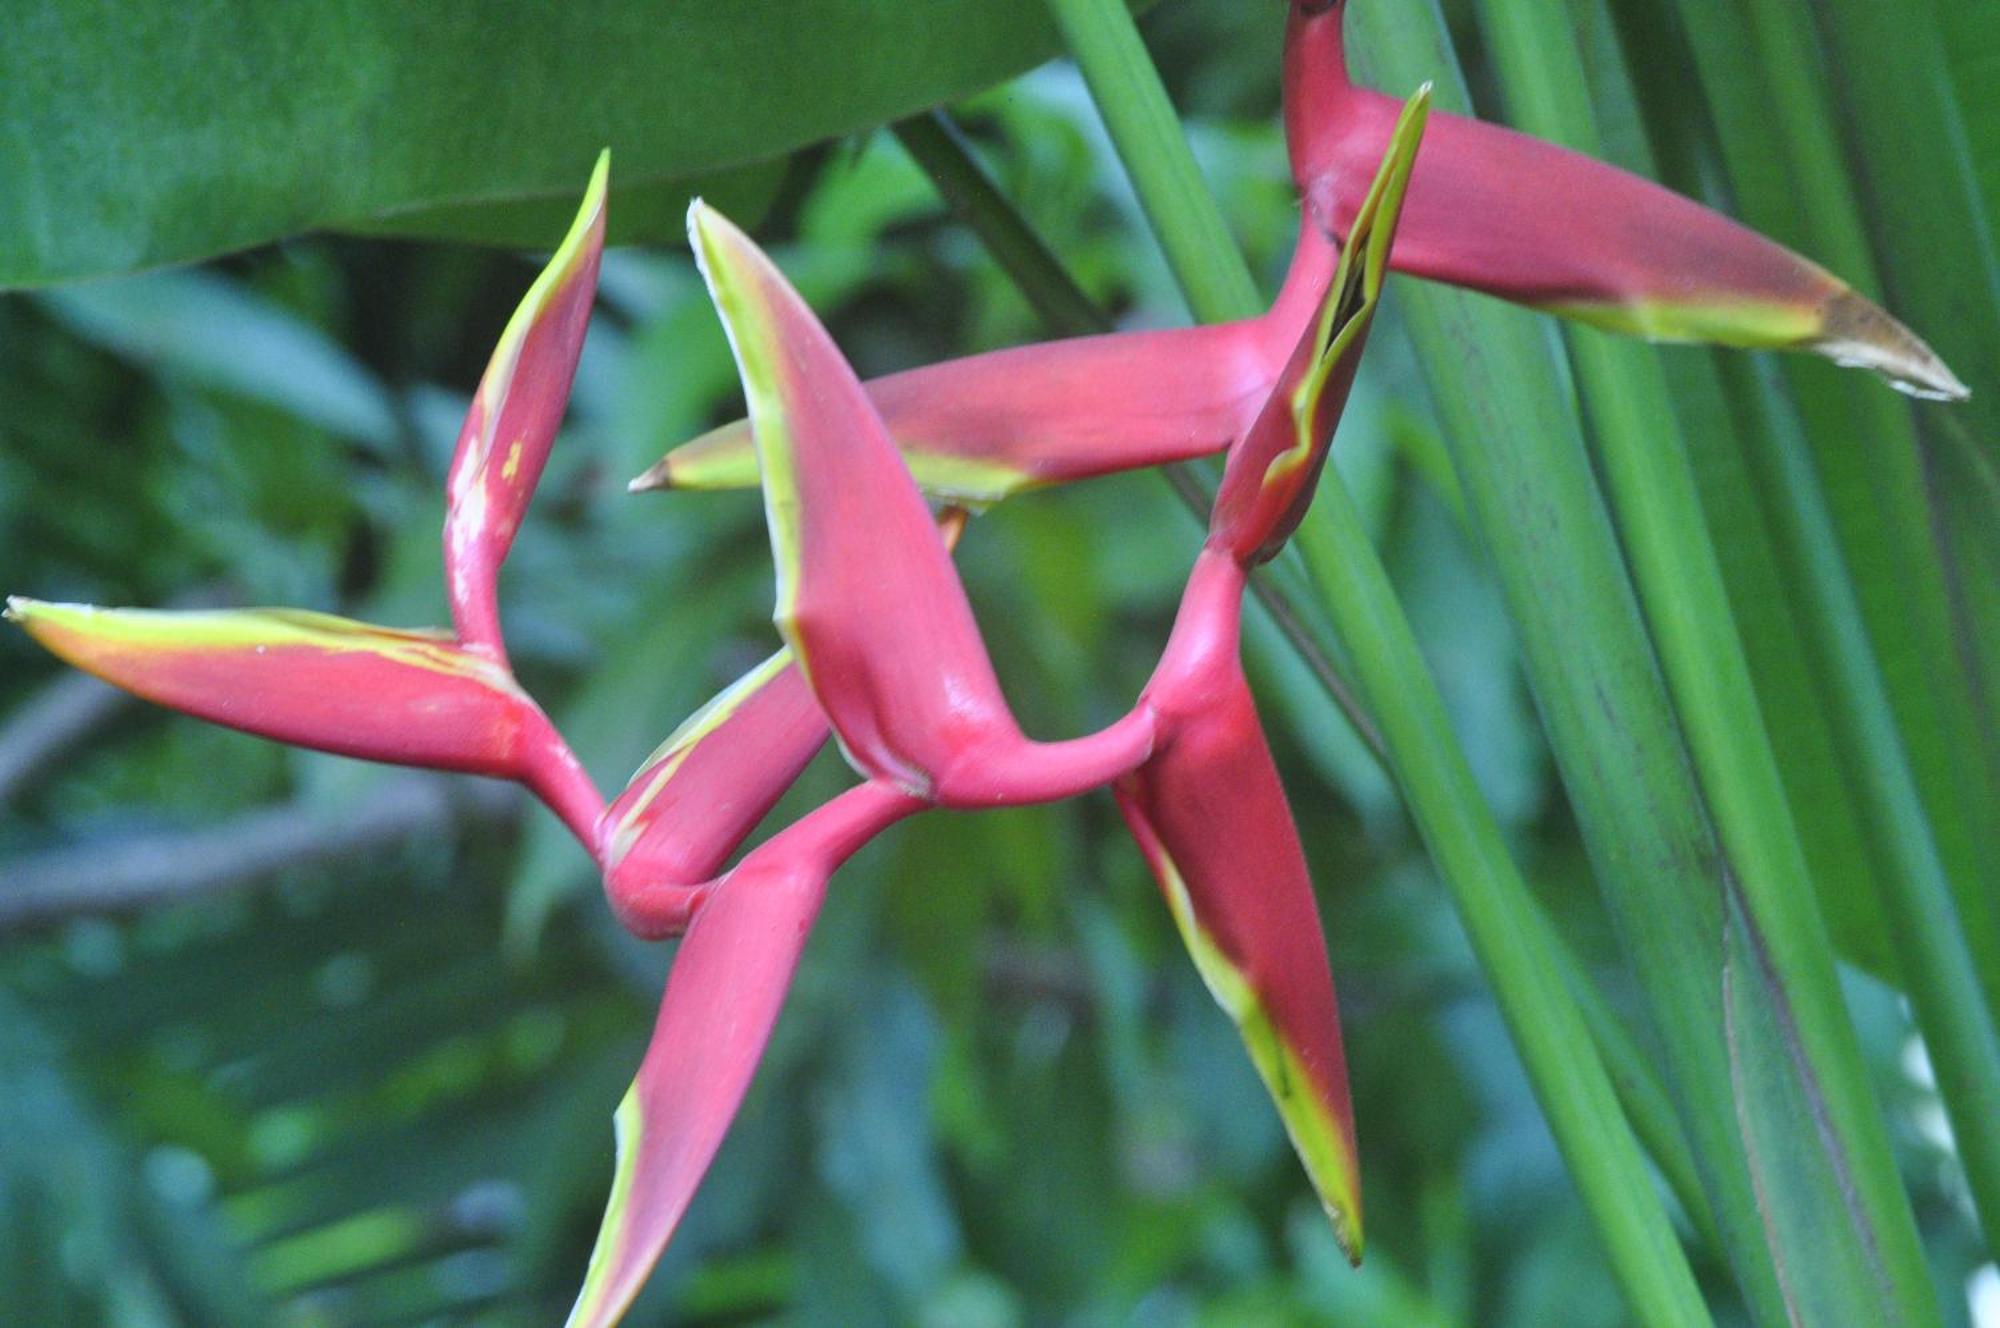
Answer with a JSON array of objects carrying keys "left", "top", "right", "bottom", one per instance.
[
  {"left": 1655, "top": 0, "right": 2000, "bottom": 1023},
  {"left": 1345, "top": 3, "right": 1938, "bottom": 1323},
  {"left": 37, "top": 270, "right": 397, "bottom": 449},
  {"left": 1, "top": 0, "right": 1154, "bottom": 286}
]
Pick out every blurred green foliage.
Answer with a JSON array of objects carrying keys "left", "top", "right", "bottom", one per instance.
[{"left": 0, "top": 2, "right": 1988, "bottom": 1325}]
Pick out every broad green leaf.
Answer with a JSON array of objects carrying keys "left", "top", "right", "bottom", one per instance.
[{"left": 1, "top": 0, "right": 1153, "bottom": 286}]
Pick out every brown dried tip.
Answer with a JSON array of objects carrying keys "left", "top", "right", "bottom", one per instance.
[{"left": 1814, "top": 287, "right": 1970, "bottom": 402}]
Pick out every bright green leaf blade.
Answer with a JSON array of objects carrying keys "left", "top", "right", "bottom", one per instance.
[
  {"left": 1, "top": 0, "right": 1156, "bottom": 285},
  {"left": 1597, "top": 0, "right": 2000, "bottom": 1255},
  {"left": 1656, "top": 0, "right": 2000, "bottom": 1026}
]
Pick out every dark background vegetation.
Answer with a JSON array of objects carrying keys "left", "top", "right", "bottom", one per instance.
[{"left": 1, "top": 1, "right": 1990, "bottom": 1324}]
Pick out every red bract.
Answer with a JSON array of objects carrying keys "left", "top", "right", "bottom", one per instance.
[
  {"left": 0, "top": 603, "right": 600, "bottom": 838},
  {"left": 634, "top": 222, "right": 1339, "bottom": 500},
  {"left": 445, "top": 158, "right": 608, "bottom": 657},
  {"left": 695, "top": 205, "right": 1156, "bottom": 807},
  {"left": 1116, "top": 548, "right": 1360, "bottom": 1252},
  {"left": 632, "top": 0, "right": 1962, "bottom": 510},
  {"left": 597, "top": 512, "right": 968, "bottom": 938},
  {"left": 8, "top": 154, "right": 614, "bottom": 850},
  {"left": 567, "top": 781, "right": 925, "bottom": 1328},
  {"left": 1281, "top": 0, "right": 1963, "bottom": 398},
  {"left": 13, "top": 6, "right": 1968, "bottom": 1318}
]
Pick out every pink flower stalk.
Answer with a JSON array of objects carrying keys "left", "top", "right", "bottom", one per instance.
[{"left": 632, "top": 0, "right": 1962, "bottom": 510}]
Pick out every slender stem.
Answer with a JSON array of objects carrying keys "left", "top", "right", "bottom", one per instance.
[
  {"left": 1039, "top": 0, "right": 1261, "bottom": 323},
  {"left": 1302, "top": 454, "right": 1712, "bottom": 1327},
  {"left": 892, "top": 111, "right": 1109, "bottom": 339},
  {"left": 1532, "top": 907, "right": 1721, "bottom": 1255}
]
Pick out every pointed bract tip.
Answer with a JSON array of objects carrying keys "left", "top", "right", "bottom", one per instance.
[
  {"left": 684, "top": 195, "right": 719, "bottom": 261},
  {"left": 1814, "top": 288, "right": 1970, "bottom": 402},
  {"left": 1332, "top": 1202, "right": 1365, "bottom": 1266},
  {"left": 626, "top": 461, "right": 671, "bottom": 493},
  {"left": 1362, "top": 89, "right": 1427, "bottom": 279},
  {"left": 686, "top": 199, "right": 768, "bottom": 311},
  {"left": 3, "top": 595, "right": 31, "bottom": 624},
  {"left": 564, "top": 152, "right": 608, "bottom": 258}
]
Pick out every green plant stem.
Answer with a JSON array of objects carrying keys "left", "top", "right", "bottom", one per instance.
[
  {"left": 1664, "top": 0, "right": 2000, "bottom": 1023},
  {"left": 1041, "top": 1, "right": 1711, "bottom": 1317},
  {"left": 1297, "top": 455, "right": 1711, "bottom": 1328},
  {"left": 1039, "top": 0, "right": 1261, "bottom": 323},
  {"left": 1548, "top": 925, "right": 1722, "bottom": 1258},
  {"left": 892, "top": 111, "right": 1108, "bottom": 339}
]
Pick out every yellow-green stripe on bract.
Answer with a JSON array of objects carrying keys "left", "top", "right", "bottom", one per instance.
[
  {"left": 445, "top": 151, "right": 610, "bottom": 654},
  {"left": 4, "top": 599, "right": 594, "bottom": 831}
]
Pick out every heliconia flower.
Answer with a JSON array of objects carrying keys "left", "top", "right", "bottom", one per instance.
[
  {"left": 1117, "top": 547, "right": 1363, "bottom": 1259},
  {"left": 690, "top": 202, "right": 1157, "bottom": 807},
  {"left": 632, "top": 0, "right": 1960, "bottom": 509},
  {"left": 1209, "top": 84, "right": 1415, "bottom": 569},
  {"left": 632, "top": 220, "right": 1337, "bottom": 503},
  {"left": 565, "top": 781, "right": 924, "bottom": 1328},
  {"left": 1109, "top": 90, "right": 1429, "bottom": 1264},
  {"left": 1281, "top": 0, "right": 1966, "bottom": 400},
  {"left": 598, "top": 649, "right": 827, "bottom": 937},
  {"left": 600, "top": 94, "right": 1426, "bottom": 1307},
  {"left": 7, "top": 156, "right": 614, "bottom": 851}
]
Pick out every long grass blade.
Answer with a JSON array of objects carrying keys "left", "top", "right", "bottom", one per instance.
[
  {"left": 1343, "top": 2, "right": 1940, "bottom": 1320},
  {"left": 1655, "top": 0, "right": 2000, "bottom": 1024}
]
